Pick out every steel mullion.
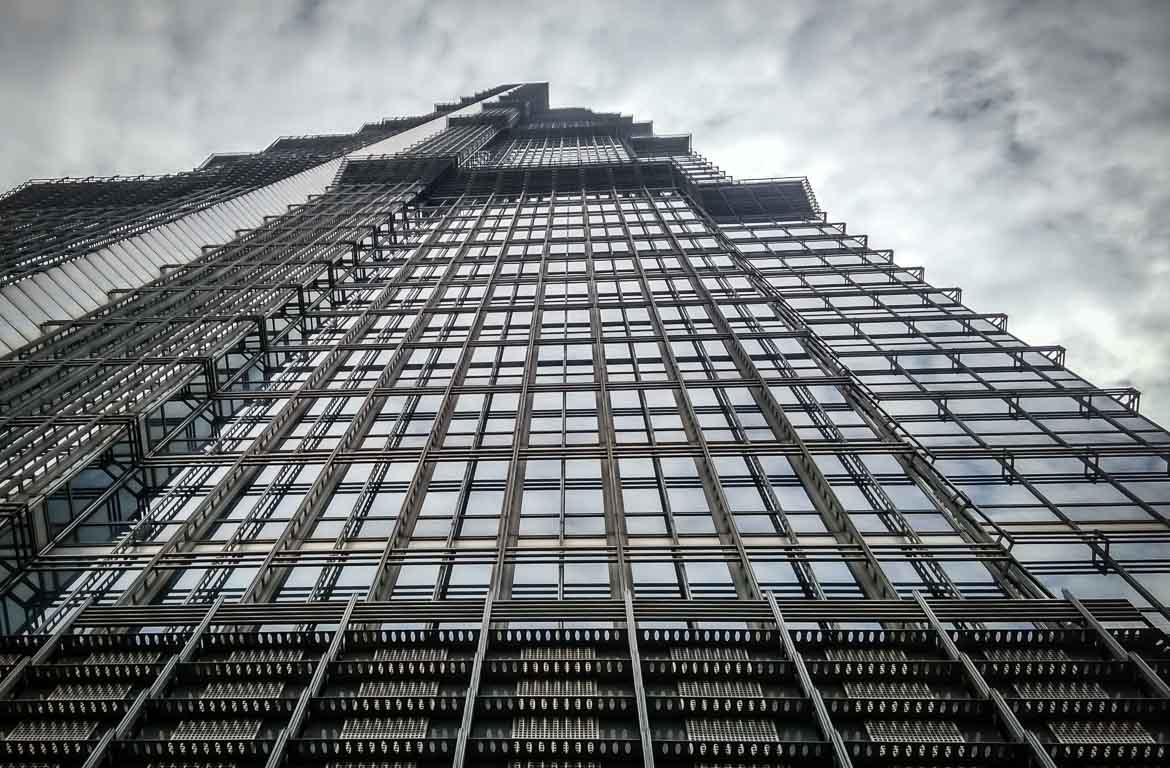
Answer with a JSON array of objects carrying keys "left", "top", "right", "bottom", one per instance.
[
  {"left": 237, "top": 245, "right": 457, "bottom": 603},
  {"left": 104, "top": 198, "right": 432, "bottom": 610},
  {"left": 657, "top": 190, "right": 897, "bottom": 603},
  {"left": 617, "top": 188, "right": 759, "bottom": 601},
  {"left": 911, "top": 590, "right": 1057, "bottom": 768},
  {"left": 765, "top": 591, "right": 852, "bottom": 768},
  {"left": 0, "top": 188, "right": 410, "bottom": 520},
  {"left": 452, "top": 590, "right": 492, "bottom": 768},
  {"left": 491, "top": 192, "right": 553, "bottom": 601},
  {"left": 368, "top": 189, "right": 516, "bottom": 602},
  {"left": 624, "top": 588, "right": 656, "bottom": 768},
  {"left": 692, "top": 202, "right": 1045, "bottom": 602},
  {"left": 1064, "top": 588, "right": 1170, "bottom": 698},
  {"left": 583, "top": 190, "right": 630, "bottom": 596}
]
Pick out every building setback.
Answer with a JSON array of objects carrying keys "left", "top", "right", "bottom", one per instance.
[{"left": 0, "top": 82, "right": 1167, "bottom": 767}]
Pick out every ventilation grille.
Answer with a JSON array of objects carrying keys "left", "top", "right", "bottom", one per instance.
[
  {"left": 520, "top": 647, "right": 596, "bottom": 661},
  {"left": 693, "top": 765, "right": 789, "bottom": 768},
  {"left": 359, "top": 680, "right": 440, "bottom": 697},
  {"left": 516, "top": 679, "right": 598, "bottom": 696},
  {"left": 686, "top": 718, "right": 778, "bottom": 742},
  {"left": 340, "top": 717, "right": 428, "bottom": 740},
  {"left": 324, "top": 762, "right": 418, "bottom": 768},
  {"left": 1050, "top": 720, "right": 1153, "bottom": 744},
  {"left": 85, "top": 649, "right": 160, "bottom": 665},
  {"left": 678, "top": 679, "right": 763, "bottom": 698},
  {"left": 824, "top": 648, "right": 907, "bottom": 663},
  {"left": 203, "top": 680, "right": 285, "bottom": 699},
  {"left": 140, "top": 762, "right": 243, "bottom": 768},
  {"left": 1014, "top": 680, "right": 1107, "bottom": 699},
  {"left": 171, "top": 719, "right": 261, "bottom": 741},
  {"left": 512, "top": 717, "right": 599, "bottom": 740},
  {"left": 670, "top": 647, "right": 749, "bottom": 661},
  {"left": 507, "top": 762, "right": 600, "bottom": 768},
  {"left": 845, "top": 680, "right": 933, "bottom": 699},
  {"left": 6, "top": 720, "right": 97, "bottom": 740},
  {"left": 48, "top": 682, "right": 132, "bottom": 700},
  {"left": 226, "top": 648, "right": 304, "bottom": 663},
  {"left": 984, "top": 647, "right": 1070, "bottom": 663},
  {"left": 865, "top": 720, "right": 962, "bottom": 743},
  {"left": 372, "top": 648, "right": 449, "bottom": 662}
]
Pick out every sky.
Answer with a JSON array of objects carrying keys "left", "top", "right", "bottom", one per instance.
[{"left": 2, "top": 0, "right": 1168, "bottom": 425}]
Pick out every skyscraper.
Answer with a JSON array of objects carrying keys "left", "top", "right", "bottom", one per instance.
[{"left": 0, "top": 81, "right": 1167, "bottom": 766}]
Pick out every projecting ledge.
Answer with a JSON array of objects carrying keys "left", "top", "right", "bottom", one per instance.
[
  {"left": 698, "top": 177, "right": 819, "bottom": 222},
  {"left": 335, "top": 155, "right": 457, "bottom": 186},
  {"left": 629, "top": 134, "right": 692, "bottom": 156}
]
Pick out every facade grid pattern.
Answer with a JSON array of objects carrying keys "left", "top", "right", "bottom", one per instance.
[{"left": 0, "top": 81, "right": 1166, "bottom": 768}]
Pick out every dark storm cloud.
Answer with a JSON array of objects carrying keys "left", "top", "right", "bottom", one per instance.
[{"left": 1, "top": 0, "right": 1168, "bottom": 424}]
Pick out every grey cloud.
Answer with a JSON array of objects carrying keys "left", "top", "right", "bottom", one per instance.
[{"left": 1, "top": 0, "right": 1168, "bottom": 424}]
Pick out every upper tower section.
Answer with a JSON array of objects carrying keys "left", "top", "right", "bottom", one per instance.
[{"left": 0, "top": 82, "right": 818, "bottom": 359}]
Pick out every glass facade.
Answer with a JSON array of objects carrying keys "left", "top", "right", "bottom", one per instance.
[{"left": 0, "top": 82, "right": 1167, "bottom": 767}]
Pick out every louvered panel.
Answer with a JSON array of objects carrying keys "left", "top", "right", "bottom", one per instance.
[
  {"left": 512, "top": 716, "right": 599, "bottom": 740},
  {"left": 323, "top": 762, "right": 418, "bottom": 768},
  {"left": 47, "top": 682, "right": 132, "bottom": 700},
  {"left": 86, "top": 649, "right": 160, "bottom": 665},
  {"left": 358, "top": 680, "right": 440, "bottom": 697},
  {"left": 203, "top": 680, "right": 285, "bottom": 699},
  {"left": 669, "top": 647, "right": 748, "bottom": 661},
  {"left": 1050, "top": 720, "right": 1154, "bottom": 744},
  {"left": 226, "top": 648, "right": 304, "bottom": 662},
  {"left": 516, "top": 678, "right": 598, "bottom": 696},
  {"left": 6, "top": 720, "right": 97, "bottom": 740},
  {"left": 520, "top": 647, "right": 595, "bottom": 661},
  {"left": 171, "top": 719, "right": 261, "bottom": 740},
  {"left": 323, "top": 762, "right": 417, "bottom": 768},
  {"left": 677, "top": 679, "right": 763, "bottom": 697},
  {"left": 686, "top": 718, "right": 778, "bottom": 742},
  {"left": 824, "top": 648, "right": 907, "bottom": 663},
  {"left": 865, "top": 719, "right": 963, "bottom": 743},
  {"left": 372, "top": 648, "right": 449, "bottom": 662},
  {"left": 324, "top": 763, "right": 417, "bottom": 768},
  {"left": 1014, "top": 679, "right": 1107, "bottom": 699},
  {"left": 339, "top": 717, "right": 428, "bottom": 740},
  {"left": 984, "top": 647, "right": 1069, "bottom": 662},
  {"left": 844, "top": 680, "right": 933, "bottom": 698}
]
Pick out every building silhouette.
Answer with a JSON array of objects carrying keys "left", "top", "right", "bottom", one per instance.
[{"left": 0, "top": 82, "right": 1167, "bottom": 767}]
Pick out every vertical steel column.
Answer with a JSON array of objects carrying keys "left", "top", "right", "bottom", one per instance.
[
  {"left": 265, "top": 594, "right": 359, "bottom": 768},
  {"left": 648, "top": 188, "right": 897, "bottom": 602},
  {"left": 0, "top": 595, "right": 90, "bottom": 698},
  {"left": 80, "top": 597, "right": 226, "bottom": 768},
  {"left": 624, "top": 589, "right": 656, "bottom": 768},
  {"left": 911, "top": 591, "right": 1056, "bottom": 768},
  {"left": 765, "top": 592, "right": 852, "bottom": 768},
  {"left": 491, "top": 194, "right": 552, "bottom": 601},
  {"left": 369, "top": 191, "right": 515, "bottom": 602},
  {"left": 453, "top": 591, "right": 493, "bottom": 768},
  {"left": 397, "top": 191, "right": 526, "bottom": 603},
  {"left": 582, "top": 192, "right": 630, "bottom": 597},
  {"left": 689, "top": 199, "right": 1039, "bottom": 601},
  {"left": 615, "top": 189, "right": 759, "bottom": 600},
  {"left": 112, "top": 197, "right": 423, "bottom": 608},
  {"left": 242, "top": 199, "right": 462, "bottom": 603},
  {"left": 1064, "top": 589, "right": 1170, "bottom": 698}
]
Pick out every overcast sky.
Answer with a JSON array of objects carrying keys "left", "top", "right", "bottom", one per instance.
[{"left": 2, "top": 0, "right": 1168, "bottom": 424}]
